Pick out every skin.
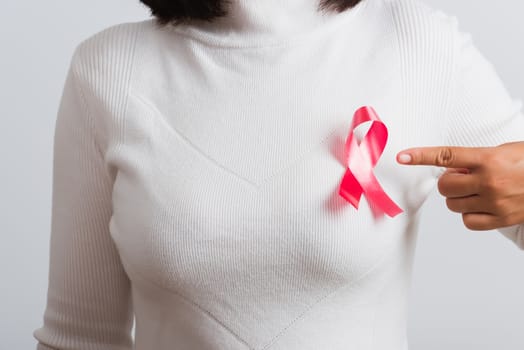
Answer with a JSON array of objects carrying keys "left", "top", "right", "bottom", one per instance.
[{"left": 396, "top": 141, "right": 524, "bottom": 230}]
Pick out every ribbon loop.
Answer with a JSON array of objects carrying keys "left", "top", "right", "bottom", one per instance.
[{"left": 338, "top": 106, "right": 403, "bottom": 218}]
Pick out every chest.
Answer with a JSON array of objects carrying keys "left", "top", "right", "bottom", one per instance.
[
  {"left": 106, "top": 39, "right": 444, "bottom": 317},
  {"left": 108, "top": 84, "right": 439, "bottom": 290}
]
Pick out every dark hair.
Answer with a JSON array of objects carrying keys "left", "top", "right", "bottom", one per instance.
[{"left": 139, "top": 0, "right": 364, "bottom": 27}]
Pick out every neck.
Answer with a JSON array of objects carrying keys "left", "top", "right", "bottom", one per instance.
[
  {"left": 170, "top": 0, "right": 368, "bottom": 47},
  {"left": 217, "top": 0, "right": 327, "bottom": 34}
]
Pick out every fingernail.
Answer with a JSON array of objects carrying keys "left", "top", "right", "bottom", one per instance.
[{"left": 398, "top": 153, "right": 412, "bottom": 164}]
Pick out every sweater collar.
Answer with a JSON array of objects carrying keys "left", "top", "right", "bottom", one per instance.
[{"left": 169, "top": 0, "right": 369, "bottom": 48}]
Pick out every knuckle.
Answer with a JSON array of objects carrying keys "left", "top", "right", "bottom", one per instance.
[
  {"left": 492, "top": 198, "right": 506, "bottom": 212},
  {"left": 483, "top": 175, "right": 505, "bottom": 194},
  {"left": 484, "top": 148, "right": 502, "bottom": 166},
  {"left": 436, "top": 148, "right": 454, "bottom": 166}
]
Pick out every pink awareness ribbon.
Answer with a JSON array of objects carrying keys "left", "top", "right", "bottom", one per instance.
[{"left": 338, "top": 106, "right": 403, "bottom": 218}]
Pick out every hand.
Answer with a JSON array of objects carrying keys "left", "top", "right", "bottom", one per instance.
[{"left": 396, "top": 141, "right": 524, "bottom": 230}]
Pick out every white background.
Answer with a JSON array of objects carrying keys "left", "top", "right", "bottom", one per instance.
[{"left": 1, "top": 0, "right": 523, "bottom": 349}]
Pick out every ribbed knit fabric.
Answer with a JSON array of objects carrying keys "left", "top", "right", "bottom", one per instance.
[{"left": 34, "top": 0, "right": 524, "bottom": 349}]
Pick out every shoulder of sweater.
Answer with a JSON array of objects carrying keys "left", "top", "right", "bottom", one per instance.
[
  {"left": 65, "top": 21, "right": 147, "bottom": 151},
  {"left": 382, "top": 0, "right": 463, "bottom": 47},
  {"left": 377, "top": 0, "right": 469, "bottom": 80},
  {"left": 384, "top": 0, "right": 459, "bottom": 28},
  {"left": 69, "top": 20, "right": 145, "bottom": 90}
]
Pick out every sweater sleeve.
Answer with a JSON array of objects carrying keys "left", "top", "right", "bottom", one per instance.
[
  {"left": 33, "top": 49, "right": 134, "bottom": 349},
  {"left": 444, "top": 18, "right": 524, "bottom": 250}
]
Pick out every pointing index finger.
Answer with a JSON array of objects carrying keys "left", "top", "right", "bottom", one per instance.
[{"left": 396, "top": 146, "right": 485, "bottom": 168}]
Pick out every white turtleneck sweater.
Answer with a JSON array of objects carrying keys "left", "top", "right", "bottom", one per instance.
[{"left": 33, "top": 0, "right": 524, "bottom": 349}]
